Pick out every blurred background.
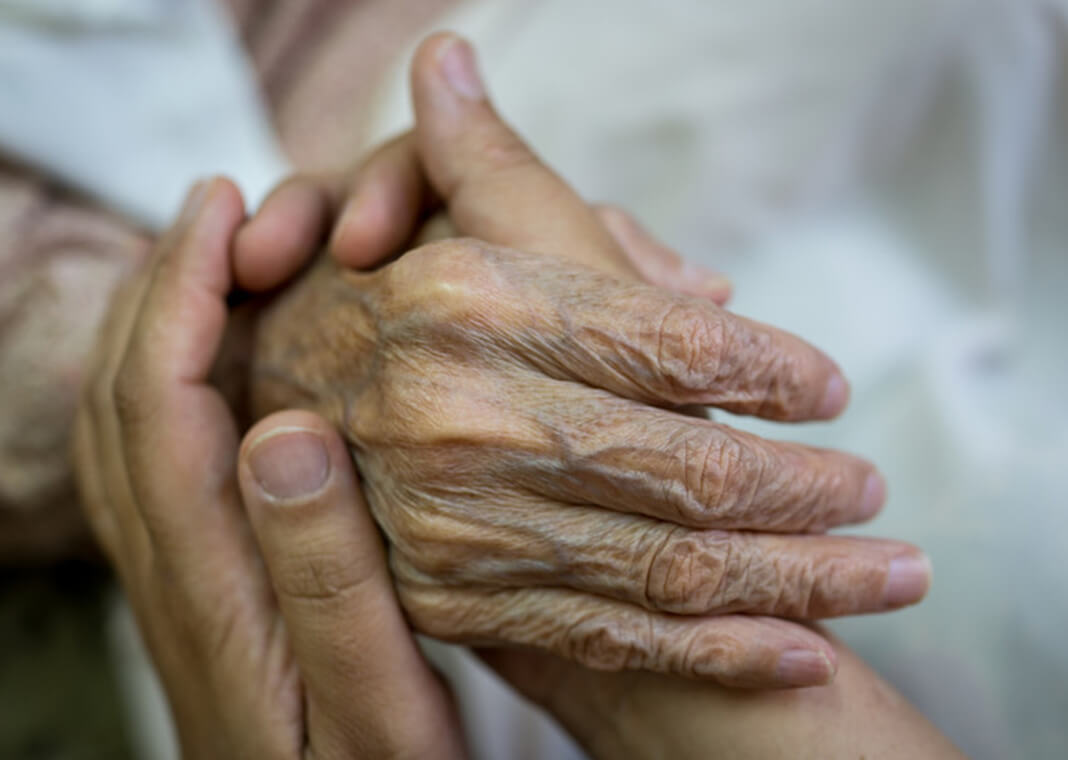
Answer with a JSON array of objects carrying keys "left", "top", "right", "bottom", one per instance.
[{"left": 1, "top": 0, "right": 1065, "bottom": 757}]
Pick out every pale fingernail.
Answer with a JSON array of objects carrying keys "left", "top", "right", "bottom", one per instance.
[
  {"left": 248, "top": 429, "right": 330, "bottom": 501},
  {"left": 884, "top": 554, "right": 932, "bottom": 607},
  {"left": 818, "top": 372, "right": 850, "bottom": 418},
  {"left": 776, "top": 649, "right": 835, "bottom": 687},
  {"left": 438, "top": 36, "right": 486, "bottom": 101},
  {"left": 860, "top": 472, "right": 887, "bottom": 520},
  {"left": 702, "top": 274, "right": 733, "bottom": 296}
]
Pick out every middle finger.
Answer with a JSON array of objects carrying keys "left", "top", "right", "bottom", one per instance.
[
  {"left": 506, "top": 386, "right": 884, "bottom": 533},
  {"left": 392, "top": 500, "right": 930, "bottom": 618}
]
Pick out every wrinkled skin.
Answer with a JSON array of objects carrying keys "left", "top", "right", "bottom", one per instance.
[
  {"left": 235, "top": 33, "right": 932, "bottom": 688},
  {"left": 250, "top": 238, "right": 922, "bottom": 687},
  {"left": 72, "top": 174, "right": 959, "bottom": 759},
  {"left": 70, "top": 30, "right": 947, "bottom": 755}
]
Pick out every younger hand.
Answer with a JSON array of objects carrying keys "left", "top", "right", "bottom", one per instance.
[
  {"left": 482, "top": 632, "right": 966, "bottom": 760},
  {"left": 73, "top": 179, "right": 465, "bottom": 759}
]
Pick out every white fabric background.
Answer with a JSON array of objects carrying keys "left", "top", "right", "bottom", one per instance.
[{"left": 0, "top": 0, "right": 287, "bottom": 230}]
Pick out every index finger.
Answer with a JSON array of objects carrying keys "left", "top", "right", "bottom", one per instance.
[
  {"left": 440, "top": 244, "right": 848, "bottom": 420},
  {"left": 113, "top": 179, "right": 257, "bottom": 567},
  {"left": 119, "top": 178, "right": 242, "bottom": 394},
  {"left": 548, "top": 274, "right": 849, "bottom": 419}
]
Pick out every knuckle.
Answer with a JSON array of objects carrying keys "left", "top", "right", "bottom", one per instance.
[
  {"left": 387, "top": 239, "right": 518, "bottom": 335},
  {"left": 652, "top": 303, "right": 727, "bottom": 397},
  {"left": 681, "top": 626, "right": 748, "bottom": 679},
  {"left": 641, "top": 527, "right": 692, "bottom": 610},
  {"left": 275, "top": 547, "right": 377, "bottom": 605},
  {"left": 643, "top": 528, "right": 734, "bottom": 614},
  {"left": 565, "top": 614, "right": 652, "bottom": 672},
  {"left": 697, "top": 436, "right": 736, "bottom": 517},
  {"left": 391, "top": 239, "right": 488, "bottom": 300},
  {"left": 669, "top": 431, "right": 746, "bottom": 524}
]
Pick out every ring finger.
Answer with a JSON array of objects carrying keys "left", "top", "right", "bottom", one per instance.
[
  {"left": 391, "top": 500, "right": 930, "bottom": 618},
  {"left": 508, "top": 387, "right": 884, "bottom": 533}
]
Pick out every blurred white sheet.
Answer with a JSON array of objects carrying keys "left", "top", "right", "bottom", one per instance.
[{"left": 0, "top": 0, "right": 287, "bottom": 229}]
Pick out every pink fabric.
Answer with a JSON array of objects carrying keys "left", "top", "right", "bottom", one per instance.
[{"left": 0, "top": 0, "right": 454, "bottom": 561}]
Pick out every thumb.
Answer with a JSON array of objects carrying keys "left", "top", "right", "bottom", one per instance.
[
  {"left": 239, "top": 411, "right": 464, "bottom": 760},
  {"left": 410, "top": 32, "right": 635, "bottom": 277}
]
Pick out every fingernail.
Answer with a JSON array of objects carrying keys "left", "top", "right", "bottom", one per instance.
[
  {"left": 702, "top": 274, "right": 733, "bottom": 297},
  {"left": 884, "top": 554, "right": 932, "bottom": 607},
  {"left": 178, "top": 179, "right": 209, "bottom": 225},
  {"left": 860, "top": 472, "right": 887, "bottom": 520},
  {"left": 818, "top": 372, "right": 850, "bottom": 418},
  {"left": 776, "top": 649, "right": 835, "bottom": 687},
  {"left": 438, "top": 36, "right": 485, "bottom": 101},
  {"left": 248, "top": 429, "right": 330, "bottom": 501}
]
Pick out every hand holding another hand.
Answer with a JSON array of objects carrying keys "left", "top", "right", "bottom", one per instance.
[
  {"left": 72, "top": 176, "right": 954, "bottom": 760},
  {"left": 74, "top": 31, "right": 945, "bottom": 758},
  {"left": 247, "top": 34, "right": 931, "bottom": 688},
  {"left": 73, "top": 180, "right": 465, "bottom": 759}
]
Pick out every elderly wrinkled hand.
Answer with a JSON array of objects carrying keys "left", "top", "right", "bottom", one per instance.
[{"left": 247, "top": 34, "right": 931, "bottom": 689}]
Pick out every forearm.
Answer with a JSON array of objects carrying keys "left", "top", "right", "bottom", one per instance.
[
  {"left": 493, "top": 633, "right": 963, "bottom": 760},
  {"left": 0, "top": 162, "right": 150, "bottom": 562}
]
